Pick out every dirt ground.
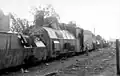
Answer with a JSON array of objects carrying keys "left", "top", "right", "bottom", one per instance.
[{"left": 1, "top": 48, "right": 117, "bottom": 76}]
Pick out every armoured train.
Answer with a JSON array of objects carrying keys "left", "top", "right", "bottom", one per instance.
[
  {"left": 0, "top": 25, "right": 100, "bottom": 70},
  {"left": 0, "top": 10, "right": 108, "bottom": 70}
]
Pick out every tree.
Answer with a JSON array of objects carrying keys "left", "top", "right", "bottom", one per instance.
[
  {"left": 10, "top": 13, "right": 30, "bottom": 34},
  {"left": 31, "top": 4, "right": 60, "bottom": 27}
]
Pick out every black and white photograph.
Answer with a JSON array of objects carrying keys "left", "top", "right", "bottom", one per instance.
[{"left": 0, "top": 0, "right": 120, "bottom": 76}]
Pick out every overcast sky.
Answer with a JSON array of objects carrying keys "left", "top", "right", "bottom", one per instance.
[{"left": 0, "top": 0, "right": 120, "bottom": 40}]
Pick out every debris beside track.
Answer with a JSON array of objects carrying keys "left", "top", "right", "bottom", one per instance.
[{"left": 58, "top": 50, "right": 116, "bottom": 76}]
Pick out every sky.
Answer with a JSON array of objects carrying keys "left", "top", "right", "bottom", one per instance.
[{"left": 0, "top": 0, "right": 120, "bottom": 40}]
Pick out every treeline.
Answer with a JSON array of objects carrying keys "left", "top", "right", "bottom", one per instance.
[
  {"left": 9, "top": 4, "right": 77, "bottom": 35},
  {"left": 8, "top": 4, "right": 104, "bottom": 41}
]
